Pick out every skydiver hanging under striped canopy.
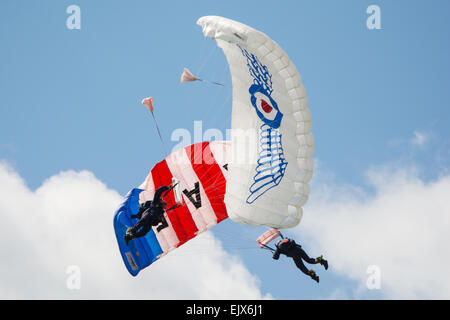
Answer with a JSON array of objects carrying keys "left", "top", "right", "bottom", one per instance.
[
  {"left": 124, "top": 184, "right": 174, "bottom": 245},
  {"left": 258, "top": 229, "right": 328, "bottom": 283}
]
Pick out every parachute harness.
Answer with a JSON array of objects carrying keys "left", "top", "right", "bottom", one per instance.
[
  {"left": 238, "top": 44, "right": 288, "bottom": 204},
  {"left": 161, "top": 182, "right": 185, "bottom": 212}
]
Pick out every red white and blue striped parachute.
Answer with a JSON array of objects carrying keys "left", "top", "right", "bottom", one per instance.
[
  {"left": 113, "top": 141, "right": 229, "bottom": 276},
  {"left": 114, "top": 15, "right": 314, "bottom": 276}
]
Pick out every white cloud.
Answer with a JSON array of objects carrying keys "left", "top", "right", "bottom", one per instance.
[
  {"left": 387, "top": 130, "right": 431, "bottom": 150},
  {"left": 0, "top": 161, "right": 269, "bottom": 299},
  {"left": 297, "top": 162, "right": 450, "bottom": 299},
  {"left": 325, "top": 288, "right": 350, "bottom": 300},
  {"left": 411, "top": 130, "right": 429, "bottom": 148}
]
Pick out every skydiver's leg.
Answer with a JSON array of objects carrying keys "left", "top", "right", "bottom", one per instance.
[
  {"left": 298, "top": 247, "right": 328, "bottom": 270},
  {"left": 132, "top": 223, "right": 152, "bottom": 239},
  {"left": 128, "top": 219, "right": 144, "bottom": 236},
  {"left": 124, "top": 221, "right": 150, "bottom": 245},
  {"left": 127, "top": 209, "right": 151, "bottom": 235},
  {"left": 156, "top": 216, "right": 169, "bottom": 232},
  {"left": 297, "top": 247, "right": 318, "bottom": 264},
  {"left": 130, "top": 213, "right": 140, "bottom": 220},
  {"left": 293, "top": 255, "right": 320, "bottom": 283},
  {"left": 292, "top": 256, "right": 311, "bottom": 276}
]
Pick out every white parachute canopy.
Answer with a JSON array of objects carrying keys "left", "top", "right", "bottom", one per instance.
[{"left": 197, "top": 16, "right": 314, "bottom": 229}]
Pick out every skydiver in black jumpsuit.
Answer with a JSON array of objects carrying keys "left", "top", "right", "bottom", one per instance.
[
  {"left": 124, "top": 185, "right": 171, "bottom": 245},
  {"left": 272, "top": 238, "right": 328, "bottom": 283}
]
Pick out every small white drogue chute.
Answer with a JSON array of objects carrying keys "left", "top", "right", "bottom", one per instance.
[{"left": 180, "top": 67, "right": 224, "bottom": 86}]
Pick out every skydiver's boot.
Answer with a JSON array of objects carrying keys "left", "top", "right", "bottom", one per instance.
[
  {"left": 308, "top": 270, "right": 319, "bottom": 283},
  {"left": 124, "top": 228, "right": 133, "bottom": 246},
  {"left": 316, "top": 255, "right": 328, "bottom": 270},
  {"left": 156, "top": 217, "right": 169, "bottom": 232},
  {"left": 124, "top": 234, "right": 132, "bottom": 246}
]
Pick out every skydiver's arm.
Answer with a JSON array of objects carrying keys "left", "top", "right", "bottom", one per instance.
[
  {"left": 131, "top": 210, "right": 143, "bottom": 220},
  {"left": 131, "top": 201, "right": 151, "bottom": 219},
  {"left": 272, "top": 247, "right": 281, "bottom": 260},
  {"left": 134, "top": 208, "right": 145, "bottom": 220},
  {"left": 153, "top": 186, "right": 170, "bottom": 202}
]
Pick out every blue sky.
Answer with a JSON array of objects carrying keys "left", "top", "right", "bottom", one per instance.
[{"left": 1, "top": 0, "right": 450, "bottom": 299}]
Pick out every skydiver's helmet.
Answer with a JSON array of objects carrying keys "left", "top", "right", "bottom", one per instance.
[
  {"left": 276, "top": 238, "right": 292, "bottom": 247},
  {"left": 140, "top": 201, "right": 150, "bottom": 209}
]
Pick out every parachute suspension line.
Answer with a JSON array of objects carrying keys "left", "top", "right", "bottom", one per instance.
[
  {"left": 210, "top": 230, "right": 270, "bottom": 252},
  {"left": 182, "top": 42, "right": 227, "bottom": 121},
  {"left": 204, "top": 63, "right": 230, "bottom": 123},
  {"left": 160, "top": 145, "right": 227, "bottom": 200},
  {"left": 211, "top": 226, "right": 260, "bottom": 244},
  {"left": 155, "top": 148, "right": 226, "bottom": 226},
  {"left": 181, "top": 68, "right": 225, "bottom": 87},
  {"left": 172, "top": 156, "right": 227, "bottom": 216},
  {"left": 196, "top": 78, "right": 225, "bottom": 87},
  {"left": 158, "top": 246, "right": 260, "bottom": 260},
  {"left": 171, "top": 170, "right": 227, "bottom": 202},
  {"left": 261, "top": 244, "right": 275, "bottom": 252},
  {"left": 187, "top": 151, "right": 228, "bottom": 198},
  {"left": 209, "top": 94, "right": 232, "bottom": 130},
  {"left": 181, "top": 43, "right": 229, "bottom": 142},
  {"left": 196, "top": 42, "right": 219, "bottom": 76},
  {"left": 192, "top": 36, "right": 211, "bottom": 75},
  {"left": 200, "top": 80, "right": 231, "bottom": 128},
  {"left": 201, "top": 57, "right": 227, "bottom": 87},
  {"left": 209, "top": 62, "right": 229, "bottom": 90},
  {"left": 149, "top": 110, "right": 168, "bottom": 158},
  {"left": 142, "top": 97, "right": 168, "bottom": 158}
]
